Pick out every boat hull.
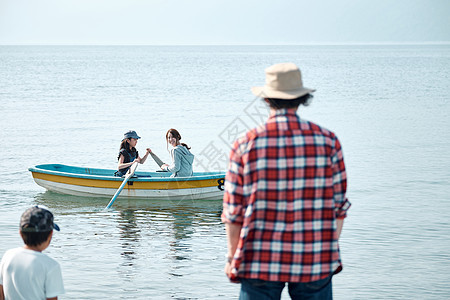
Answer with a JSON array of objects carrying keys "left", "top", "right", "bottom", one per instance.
[{"left": 29, "top": 164, "right": 225, "bottom": 200}]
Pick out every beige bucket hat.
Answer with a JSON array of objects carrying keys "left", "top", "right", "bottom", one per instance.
[{"left": 251, "top": 63, "right": 315, "bottom": 100}]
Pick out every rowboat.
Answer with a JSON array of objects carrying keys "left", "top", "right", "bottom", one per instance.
[{"left": 29, "top": 164, "right": 225, "bottom": 200}]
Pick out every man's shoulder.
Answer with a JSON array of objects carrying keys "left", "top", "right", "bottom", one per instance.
[
  {"left": 234, "top": 125, "right": 264, "bottom": 145},
  {"left": 251, "top": 117, "right": 337, "bottom": 139},
  {"left": 230, "top": 126, "right": 261, "bottom": 155},
  {"left": 232, "top": 119, "right": 339, "bottom": 152},
  {"left": 300, "top": 119, "right": 337, "bottom": 139}
]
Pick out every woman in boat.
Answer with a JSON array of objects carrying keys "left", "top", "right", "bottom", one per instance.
[
  {"left": 160, "top": 128, "right": 194, "bottom": 177},
  {"left": 116, "top": 130, "right": 151, "bottom": 177}
]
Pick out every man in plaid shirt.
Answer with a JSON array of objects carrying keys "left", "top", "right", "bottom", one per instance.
[{"left": 222, "top": 63, "right": 351, "bottom": 299}]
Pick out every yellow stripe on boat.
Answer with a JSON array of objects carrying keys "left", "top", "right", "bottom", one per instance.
[{"left": 31, "top": 172, "right": 220, "bottom": 190}]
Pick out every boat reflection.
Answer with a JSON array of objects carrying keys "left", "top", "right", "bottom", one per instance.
[
  {"left": 117, "top": 209, "right": 140, "bottom": 266},
  {"left": 33, "top": 190, "right": 223, "bottom": 281}
]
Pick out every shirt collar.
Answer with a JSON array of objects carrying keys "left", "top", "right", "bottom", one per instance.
[
  {"left": 268, "top": 108, "right": 299, "bottom": 119},
  {"left": 265, "top": 108, "right": 302, "bottom": 131}
]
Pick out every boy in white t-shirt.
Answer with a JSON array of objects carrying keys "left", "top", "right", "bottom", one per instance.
[{"left": 0, "top": 206, "right": 65, "bottom": 300}]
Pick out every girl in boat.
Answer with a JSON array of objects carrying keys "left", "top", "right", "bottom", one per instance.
[
  {"left": 115, "top": 130, "right": 151, "bottom": 177},
  {"left": 160, "top": 128, "right": 194, "bottom": 177}
]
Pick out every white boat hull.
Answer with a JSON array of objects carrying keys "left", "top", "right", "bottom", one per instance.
[{"left": 34, "top": 178, "right": 224, "bottom": 200}]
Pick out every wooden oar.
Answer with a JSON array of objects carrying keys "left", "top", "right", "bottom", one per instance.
[
  {"left": 105, "top": 161, "right": 139, "bottom": 209},
  {"left": 150, "top": 152, "right": 165, "bottom": 167}
]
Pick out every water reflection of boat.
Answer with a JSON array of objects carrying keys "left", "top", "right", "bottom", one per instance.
[
  {"left": 117, "top": 209, "right": 140, "bottom": 266},
  {"left": 33, "top": 190, "right": 223, "bottom": 284},
  {"left": 29, "top": 164, "right": 225, "bottom": 200}
]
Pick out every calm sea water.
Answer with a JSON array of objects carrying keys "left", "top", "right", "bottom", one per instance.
[{"left": 0, "top": 45, "right": 449, "bottom": 299}]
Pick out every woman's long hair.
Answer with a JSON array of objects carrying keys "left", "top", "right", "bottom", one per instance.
[
  {"left": 118, "top": 139, "right": 137, "bottom": 160},
  {"left": 166, "top": 128, "right": 191, "bottom": 151}
]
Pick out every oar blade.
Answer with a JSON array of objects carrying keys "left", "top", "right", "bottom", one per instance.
[{"left": 150, "top": 152, "right": 164, "bottom": 167}]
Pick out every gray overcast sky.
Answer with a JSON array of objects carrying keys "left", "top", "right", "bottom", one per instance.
[{"left": 0, "top": 0, "right": 449, "bottom": 45}]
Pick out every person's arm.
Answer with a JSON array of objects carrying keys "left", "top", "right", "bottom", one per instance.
[
  {"left": 0, "top": 284, "right": 5, "bottom": 300},
  {"left": 117, "top": 153, "right": 137, "bottom": 170},
  {"left": 222, "top": 139, "right": 247, "bottom": 280},
  {"left": 138, "top": 148, "right": 151, "bottom": 164},
  {"left": 225, "top": 223, "right": 242, "bottom": 260},
  {"left": 224, "top": 222, "right": 242, "bottom": 279},
  {"left": 166, "top": 149, "right": 181, "bottom": 173},
  {"left": 331, "top": 137, "right": 351, "bottom": 221},
  {"left": 44, "top": 262, "right": 64, "bottom": 300},
  {"left": 336, "top": 218, "right": 344, "bottom": 239}
]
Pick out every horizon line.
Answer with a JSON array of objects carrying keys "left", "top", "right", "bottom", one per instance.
[{"left": 1, "top": 41, "right": 450, "bottom": 46}]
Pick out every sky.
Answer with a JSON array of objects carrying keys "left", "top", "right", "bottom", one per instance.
[{"left": 0, "top": 0, "right": 449, "bottom": 45}]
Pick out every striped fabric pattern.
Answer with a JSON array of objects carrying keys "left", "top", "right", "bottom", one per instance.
[{"left": 222, "top": 108, "right": 351, "bottom": 282}]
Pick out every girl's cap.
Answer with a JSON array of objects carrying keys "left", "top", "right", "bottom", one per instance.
[{"left": 123, "top": 130, "right": 141, "bottom": 140}]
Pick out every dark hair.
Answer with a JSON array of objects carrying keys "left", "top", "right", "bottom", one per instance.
[
  {"left": 118, "top": 139, "right": 137, "bottom": 160},
  {"left": 166, "top": 128, "right": 191, "bottom": 150},
  {"left": 265, "top": 94, "right": 313, "bottom": 109},
  {"left": 20, "top": 230, "right": 52, "bottom": 247}
]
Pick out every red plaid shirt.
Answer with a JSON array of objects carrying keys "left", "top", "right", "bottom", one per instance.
[{"left": 222, "top": 108, "right": 351, "bottom": 282}]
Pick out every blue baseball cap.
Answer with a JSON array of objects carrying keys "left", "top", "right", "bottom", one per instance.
[
  {"left": 123, "top": 130, "right": 141, "bottom": 140},
  {"left": 20, "top": 206, "right": 60, "bottom": 232}
]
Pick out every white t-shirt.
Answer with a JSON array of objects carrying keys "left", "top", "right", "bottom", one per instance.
[{"left": 0, "top": 247, "right": 65, "bottom": 300}]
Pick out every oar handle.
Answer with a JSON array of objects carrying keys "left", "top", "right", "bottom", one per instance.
[{"left": 104, "top": 161, "right": 138, "bottom": 209}]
